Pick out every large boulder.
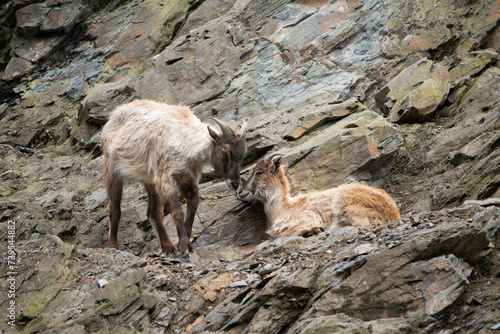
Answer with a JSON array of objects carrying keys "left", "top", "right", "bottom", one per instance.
[
  {"left": 15, "top": 3, "right": 50, "bottom": 38},
  {"left": 78, "top": 78, "right": 137, "bottom": 126},
  {"left": 280, "top": 108, "right": 403, "bottom": 191},
  {"left": 376, "top": 58, "right": 451, "bottom": 123}
]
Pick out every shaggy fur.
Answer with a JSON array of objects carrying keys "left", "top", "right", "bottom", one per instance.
[
  {"left": 102, "top": 99, "right": 247, "bottom": 254},
  {"left": 238, "top": 154, "right": 400, "bottom": 238}
]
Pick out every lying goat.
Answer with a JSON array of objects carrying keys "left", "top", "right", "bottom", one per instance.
[
  {"left": 101, "top": 99, "right": 247, "bottom": 254},
  {"left": 237, "top": 153, "right": 400, "bottom": 238}
]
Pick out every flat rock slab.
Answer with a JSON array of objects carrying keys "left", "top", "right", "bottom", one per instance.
[{"left": 282, "top": 98, "right": 361, "bottom": 140}]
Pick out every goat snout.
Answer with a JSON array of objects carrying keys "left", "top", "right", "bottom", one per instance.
[
  {"left": 237, "top": 188, "right": 247, "bottom": 200},
  {"left": 225, "top": 179, "right": 239, "bottom": 190}
]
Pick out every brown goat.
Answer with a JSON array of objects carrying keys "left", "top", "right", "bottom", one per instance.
[
  {"left": 238, "top": 154, "right": 400, "bottom": 238},
  {"left": 101, "top": 100, "right": 247, "bottom": 254}
]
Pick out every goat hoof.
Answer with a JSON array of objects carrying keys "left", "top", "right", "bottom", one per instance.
[
  {"left": 107, "top": 241, "right": 118, "bottom": 249},
  {"left": 178, "top": 240, "right": 194, "bottom": 255},
  {"left": 161, "top": 243, "right": 176, "bottom": 255},
  {"left": 301, "top": 227, "right": 324, "bottom": 238},
  {"left": 314, "top": 227, "right": 325, "bottom": 234}
]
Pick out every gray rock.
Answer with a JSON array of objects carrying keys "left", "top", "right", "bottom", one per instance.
[
  {"left": 78, "top": 78, "right": 137, "bottom": 126},
  {"left": 350, "top": 243, "right": 374, "bottom": 257},
  {"left": 376, "top": 58, "right": 451, "bottom": 123},
  {"left": 229, "top": 280, "right": 248, "bottom": 288},
  {"left": 365, "top": 318, "right": 412, "bottom": 334},
  {"left": 466, "top": 198, "right": 500, "bottom": 207},
  {"left": 2, "top": 56, "right": 34, "bottom": 81},
  {"left": 316, "top": 226, "right": 359, "bottom": 253},
  {"left": 179, "top": 0, "right": 237, "bottom": 35},
  {"left": 136, "top": 21, "right": 242, "bottom": 107},
  {"left": 97, "top": 278, "right": 109, "bottom": 288},
  {"left": 287, "top": 313, "right": 368, "bottom": 334},
  {"left": 411, "top": 254, "right": 472, "bottom": 316},
  {"left": 84, "top": 189, "right": 107, "bottom": 211},
  {"left": 14, "top": 35, "right": 65, "bottom": 63}
]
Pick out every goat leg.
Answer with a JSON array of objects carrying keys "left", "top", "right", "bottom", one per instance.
[
  {"left": 180, "top": 182, "right": 199, "bottom": 238},
  {"left": 106, "top": 173, "right": 123, "bottom": 249},
  {"left": 146, "top": 184, "right": 176, "bottom": 254},
  {"left": 163, "top": 189, "right": 193, "bottom": 254},
  {"left": 171, "top": 206, "right": 193, "bottom": 254}
]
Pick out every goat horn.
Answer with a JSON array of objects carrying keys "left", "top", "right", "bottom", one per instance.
[
  {"left": 237, "top": 120, "right": 248, "bottom": 137},
  {"left": 211, "top": 117, "right": 235, "bottom": 138},
  {"left": 264, "top": 153, "right": 283, "bottom": 163}
]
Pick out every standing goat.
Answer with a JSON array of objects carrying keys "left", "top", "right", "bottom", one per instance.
[
  {"left": 237, "top": 153, "right": 400, "bottom": 238},
  {"left": 101, "top": 99, "right": 247, "bottom": 254}
]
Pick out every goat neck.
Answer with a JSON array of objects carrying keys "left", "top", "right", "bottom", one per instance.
[{"left": 262, "top": 168, "right": 294, "bottom": 223}]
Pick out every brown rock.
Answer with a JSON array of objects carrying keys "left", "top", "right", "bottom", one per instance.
[
  {"left": 449, "top": 50, "right": 498, "bottom": 87},
  {"left": 2, "top": 0, "right": 500, "bottom": 333},
  {"left": 15, "top": 3, "right": 49, "bottom": 38},
  {"left": 40, "top": 2, "right": 83, "bottom": 34}
]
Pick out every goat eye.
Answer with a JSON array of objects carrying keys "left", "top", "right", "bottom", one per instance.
[{"left": 255, "top": 171, "right": 263, "bottom": 176}]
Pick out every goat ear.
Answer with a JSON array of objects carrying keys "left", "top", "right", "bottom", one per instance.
[
  {"left": 208, "top": 125, "right": 221, "bottom": 144},
  {"left": 235, "top": 120, "right": 248, "bottom": 138},
  {"left": 270, "top": 155, "right": 283, "bottom": 173}
]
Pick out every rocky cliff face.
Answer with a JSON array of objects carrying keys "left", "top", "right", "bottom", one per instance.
[{"left": 0, "top": 0, "right": 499, "bottom": 333}]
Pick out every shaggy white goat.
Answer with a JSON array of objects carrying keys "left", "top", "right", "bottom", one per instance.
[{"left": 101, "top": 99, "right": 247, "bottom": 254}]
